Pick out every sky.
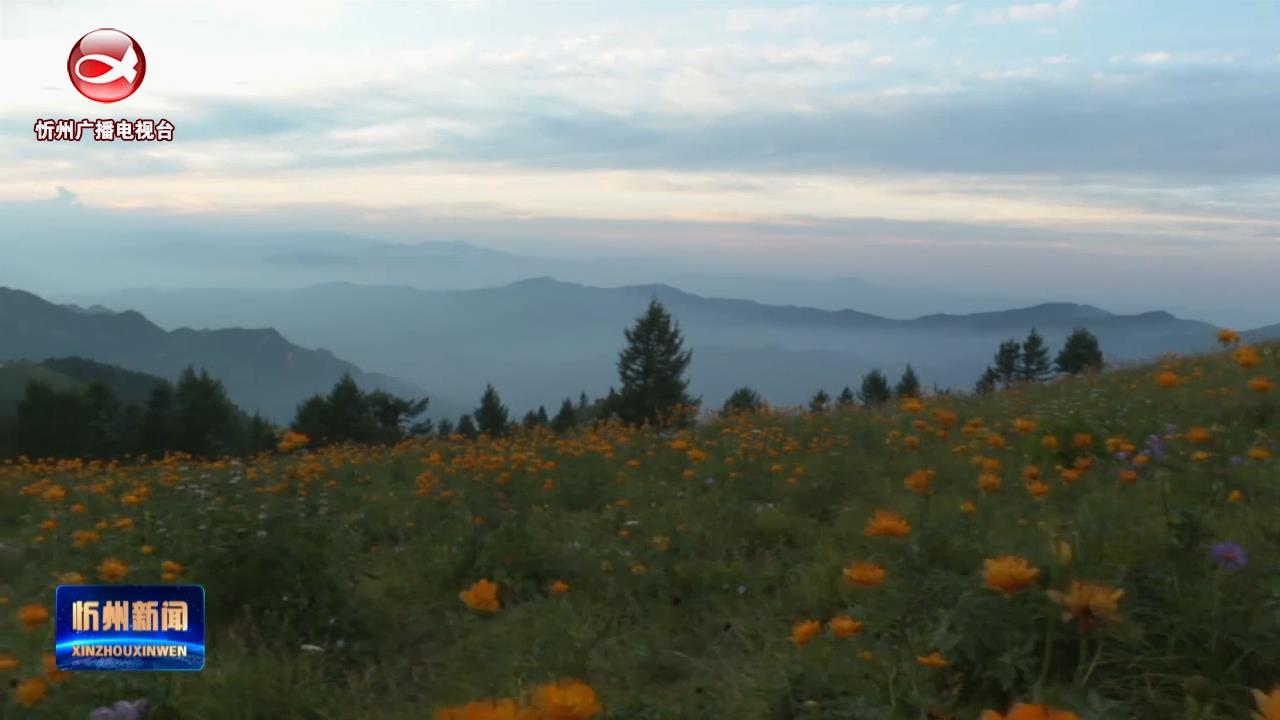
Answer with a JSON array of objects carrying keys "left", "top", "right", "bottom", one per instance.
[{"left": 1, "top": 0, "right": 1279, "bottom": 326}]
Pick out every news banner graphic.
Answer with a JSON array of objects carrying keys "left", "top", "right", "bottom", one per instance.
[
  {"left": 34, "top": 29, "right": 175, "bottom": 143},
  {"left": 54, "top": 585, "right": 206, "bottom": 671},
  {"left": 68, "top": 28, "right": 146, "bottom": 103}
]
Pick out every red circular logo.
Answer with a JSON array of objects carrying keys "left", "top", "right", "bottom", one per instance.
[{"left": 67, "top": 29, "right": 146, "bottom": 103}]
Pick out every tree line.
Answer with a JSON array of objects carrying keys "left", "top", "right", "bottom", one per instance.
[{"left": 2, "top": 300, "right": 1110, "bottom": 460}]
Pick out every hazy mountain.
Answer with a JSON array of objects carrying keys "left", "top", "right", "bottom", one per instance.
[
  {"left": 67, "top": 278, "right": 1237, "bottom": 417},
  {"left": 0, "top": 287, "right": 430, "bottom": 423}
]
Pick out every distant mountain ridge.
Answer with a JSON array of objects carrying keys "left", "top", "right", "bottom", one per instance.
[
  {"left": 63, "top": 278, "right": 1250, "bottom": 417},
  {"left": 0, "top": 287, "right": 428, "bottom": 423}
]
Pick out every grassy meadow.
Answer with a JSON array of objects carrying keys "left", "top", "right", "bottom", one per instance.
[{"left": 1, "top": 339, "right": 1278, "bottom": 719}]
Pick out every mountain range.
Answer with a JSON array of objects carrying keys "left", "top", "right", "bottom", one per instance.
[
  {"left": 59, "top": 278, "right": 1279, "bottom": 419},
  {"left": 0, "top": 287, "right": 425, "bottom": 422}
]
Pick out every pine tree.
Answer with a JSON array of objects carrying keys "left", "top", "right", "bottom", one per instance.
[
  {"left": 436, "top": 417, "right": 455, "bottom": 438},
  {"left": 994, "top": 340, "right": 1022, "bottom": 386},
  {"left": 809, "top": 389, "right": 830, "bottom": 413},
  {"left": 1018, "top": 328, "right": 1053, "bottom": 382},
  {"left": 722, "top": 387, "right": 764, "bottom": 416},
  {"left": 473, "top": 384, "right": 509, "bottom": 437},
  {"left": 895, "top": 365, "right": 921, "bottom": 398},
  {"left": 536, "top": 405, "right": 549, "bottom": 424},
  {"left": 1055, "top": 328, "right": 1104, "bottom": 376},
  {"left": 551, "top": 398, "right": 577, "bottom": 433},
  {"left": 836, "top": 386, "right": 856, "bottom": 407},
  {"left": 614, "top": 299, "right": 698, "bottom": 426},
  {"left": 140, "top": 382, "right": 176, "bottom": 457},
  {"left": 858, "top": 370, "right": 893, "bottom": 407},
  {"left": 173, "top": 367, "right": 240, "bottom": 457},
  {"left": 975, "top": 366, "right": 1000, "bottom": 394},
  {"left": 455, "top": 414, "right": 478, "bottom": 439}
]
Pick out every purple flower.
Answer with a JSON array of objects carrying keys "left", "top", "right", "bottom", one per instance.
[
  {"left": 1229, "top": 455, "right": 1246, "bottom": 466},
  {"left": 1210, "top": 542, "right": 1248, "bottom": 571},
  {"left": 88, "top": 699, "right": 148, "bottom": 720},
  {"left": 1145, "top": 434, "right": 1169, "bottom": 458}
]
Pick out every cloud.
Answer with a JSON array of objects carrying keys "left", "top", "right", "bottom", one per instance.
[
  {"left": 983, "top": 0, "right": 1081, "bottom": 23},
  {"left": 1042, "top": 54, "right": 1069, "bottom": 65},
  {"left": 859, "top": 4, "right": 933, "bottom": 23},
  {"left": 1136, "top": 51, "right": 1172, "bottom": 65},
  {"left": 872, "top": 55, "right": 896, "bottom": 66}
]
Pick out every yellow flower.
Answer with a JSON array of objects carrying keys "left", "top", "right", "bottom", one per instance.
[
  {"left": 1248, "top": 447, "right": 1272, "bottom": 461},
  {"left": 460, "top": 579, "right": 501, "bottom": 613},
  {"left": 983, "top": 555, "right": 1041, "bottom": 597},
  {"left": 550, "top": 580, "right": 571, "bottom": 595},
  {"left": 15, "top": 677, "right": 48, "bottom": 707},
  {"left": 1054, "top": 540, "right": 1073, "bottom": 565},
  {"left": 1217, "top": 328, "right": 1240, "bottom": 346},
  {"left": 99, "top": 557, "right": 129, "bottom": 582},
  {"left": 1047, "top": 581, "right": 1124, "bottom": 626},
  {"left": 858, "top": 650, "right": 875, "bottom": 662},
  {"left": 959, "top": 501, "right": 978, "bottom": 514},
  {"left": 791, "top": 620, "right": 822, "bottom": 647},
  {"left": 59, "top": 571, "right": 85, "bottom": 585},
  {"left": 1235, "top": 346, "right": 1263, "bottom": 369},
  {"left": 1249, "top": 376, "right": 1274, "bottom": 393},
  {"left": 1026, "top": 480, "right": 1050, "bottom": 499},
  {"left": 530, "top": 679, "right": 604, "bottom": 720},
  {"left": 162, "top": 560, "right": 184, "bottom": 582},
  {"left": 864, "top": 510, "right": 911, "bottom": 538},
  {"left": 0, "top": 653, "right": 18, "bottom": 671},
  {"left": 916, "top": 651, "right": 948, "bottom": 668},
  {"left": 1228, "top": 489, "right": 1244, "bottom": 503},
  {"left": 828, "top": 614, "right": 864, "bottom": 638},
  {"left": 1156, "top": 370, "right": 1181, "bottom": 388},
  {"left": 42, "top": 653, "right": 67, "bottom": 684},
  {"left": 1251, "top": 685, "right": 1280, "bottom": 720},
  {"left": 1012, "top": 417, "right": 1037, "bottom": 433},
  {"left": 843, "top": 561, "right": 886, "bottom": 587},
  {"left": 18, "top": 604, "right": 49, "bottom": 631},
  {"left": 1192, "top": 451, "right": 1211, "bottom": 463},
  {"left": 978, "top": 473, "right": 1002, "bottom": 493}
]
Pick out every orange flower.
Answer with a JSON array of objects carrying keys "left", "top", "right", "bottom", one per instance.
[
  {"left": 843, "top": 561, "right": 886, "bottom": 587},
  {"left": 1249, "top": 376, "right": 1273, "bottom": 393},
  {"left": 916, "top": 651, "right": 948, "bottom": 668},
  {"left": 1235, "top": 346, "right": 1262, "bottom": 369},
  {"left": 161, "top": 560, "right": 184, "bottom": 582},
  {"left": 1041, "top": 435, "right": 1060, "bottom": 450},
  {"left": 17, "top": 604, "right": 49, "bottom": 631},
  {"left": 978, "top": 473, "right": 1002, "bottom": 493},
  {"left": 434, "top": 698, "right": 533, "bottom": 720},
  {"left": 1012, "top": 417, "right": 1037, "bottom": 433},
  {"left": 983, "top": 555, "right": 1041, "bottom": 597},
  {"left": 1251, "top": 685, "right": 1280, "bottom": 720},
  {"left": 959, "top": 501, "right": 978, "bottom": 514},
  {"left": 1047, "top": 581, "right": 1124, "bottom": 626},
  {"left": 1228, "top": 489, "right": 1244, "bottom": 503},
  {"left": 1186, "top": 426, "right": 1212, "bottom": 443},
  {"left": 42, "top": 653, "right": 67, "bottom": 684},
  {"left": 983, "top": 703, "right": 1080, "bottom": 720},
  {"left": 828, "top": 615, "right": 863, "bottom": 638},
  {"left": 14, "top": 677, "right": 48, "bottom": 707},
  {"left": 1026, "top": 480, "right": 1050, "bottom": 499},
  {"left": 0, "top": 653, "right": 18, "bottom": 671},
  {"left": 791, "top": 619, "right": 822, "bottom": 647},
  {"left": 1118, "top": 469, "right": 1139, "bottom": 485},
  {"left": 1192, "top": 451, "right": 1211, "bottom": 463},
  {"left": 1217, "top": 328, "right": 1240, "bottom": 346},
  {"left": 904, "top": 469, "right": 934, "bottom": 495},
  {"left": 864, "top": 510, "right": 911, "bottom": 538},
  {"left": 550, "top": 580, "right": 571, "bottom": 595},
  {"left": 1022, "top": 464, "right": 1041, "bottom": 481},
  {"left": 1248, "top": 447, "right": 1273, "bottom": 461},
  {"left": 99, "top": 557, "right": 129, "bottom": 582},
  {"left": 460, "top": 579, "right": 501, "bottom": 613},
  {"left": 529, "top": 679, "right": 604, "bottom": 720},
  {"left": 1156, "top": 370, "right": 1181, "bottom": 388}
]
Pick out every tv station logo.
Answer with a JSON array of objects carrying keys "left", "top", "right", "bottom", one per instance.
[
  {"left": 67, "top": 28, "right": 146, "bottom": 103},
  {"left": 55, "top": 585, "right": 205, "bottom": 671},
  {"left": 34, "top": 29, "right": 175, "bottom": 143}
]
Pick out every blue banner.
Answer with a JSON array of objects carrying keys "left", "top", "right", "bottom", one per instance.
[{"left": 54, "top": 585, "right": 205, "bottom": 671}]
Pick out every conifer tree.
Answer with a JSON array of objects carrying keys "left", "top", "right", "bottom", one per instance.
[
  {"left": 722, "top": 387, "right": 764, "bottom": 416},
  {"left": 895, "top": 364, "right": 921, "bottom": 398},
  {"left": 994, "top": 340, "right": 1022, "bottom": 387},
  {"left": 975, "top": 366, "right": 1000, "bottom": 394},
  {"left": 455, "top": 414, "right": 478, "bottom": 439},
  {"left": 809, "top": 389, "right": 830, "bottom": 413},
  {"left": 1018, "top": 328, "right": 1053, "bottom": 382},
  {"left": 473, "top": 384, "right": 509, "bottom": 437},
  {"left": 858, "top": 370, "right": 893, "bottom": 407},
  {"left": 436, "top": 417, "right": 455, "bottom": 438},
  {"left": 551, "top": 398, "right": 577, "bottom": 433},
  {"left": 836, "top": 386, "right": 856, "bottom": 407},
  {"left": 614, "top": 299, "right": 698, "bottom": 426},
  {"left": 1055, "top": 328, "right": 1104, "bottom": 376}
]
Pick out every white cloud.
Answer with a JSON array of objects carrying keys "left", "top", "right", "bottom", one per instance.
[
  {"left": 984, "top": 0, "right": 1080, "bottom": 23},
  {"left": 872, "top": 55, "right": 895, "bottom": 66},
  {"left": 860, "top": 4, "right": 933, "bottom": 23},
  {"left": 1136, "top": 51, "right": 1171, "bottom": 65},
  {"left": 980, "top": 68, "right": 1039, "bottom": 80},
  {"left": 1042, "top": 54, "right": 1069, "bottom": 65}
]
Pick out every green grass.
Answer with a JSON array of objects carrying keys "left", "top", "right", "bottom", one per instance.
[
  {"left": 0, "top": 364, "right": 79, "bottom": 416},
  {"left": 1, "top": 345, "right": 1278, "bottom": 719}
]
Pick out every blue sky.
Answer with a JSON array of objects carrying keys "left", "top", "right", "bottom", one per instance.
[{"left": 2, "top": 0, "right": 1279, "bottom": 325}]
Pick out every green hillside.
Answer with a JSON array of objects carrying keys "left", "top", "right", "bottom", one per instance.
[
  {"left": 0, "top": 363, "right": 79, "bottom": 416},
  {"left": 0, "top": 342, "right": 1276, "bottom": 719}
]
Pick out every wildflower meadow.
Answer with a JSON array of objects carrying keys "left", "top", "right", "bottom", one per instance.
[{"left": 1, "top": 337, "right": 1278, "bottom": 719}]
